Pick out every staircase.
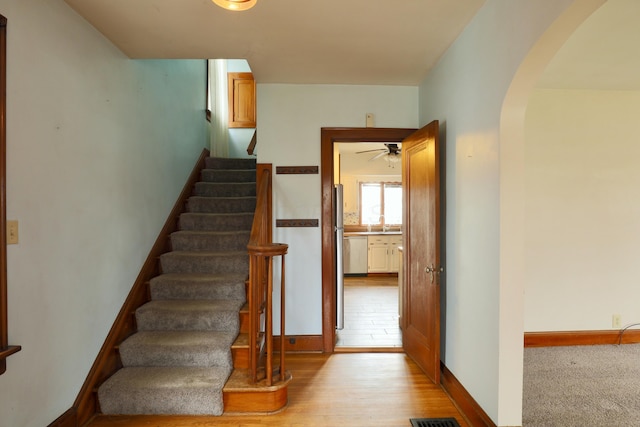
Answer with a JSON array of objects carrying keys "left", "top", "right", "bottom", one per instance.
[{"left": 97, "top": 157, "right": 258, "bottom": 415}]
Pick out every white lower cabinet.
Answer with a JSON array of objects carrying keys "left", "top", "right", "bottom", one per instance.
[
  {"left": 388, "top": 237, "right": 401, "bottom": 273},
  {"left": 367, "top": 234, "right": 402, "bottom": 273}
]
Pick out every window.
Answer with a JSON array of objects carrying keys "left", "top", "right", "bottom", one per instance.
[{"left": 359, "top": 182, "right": 402, "bottom": 226}]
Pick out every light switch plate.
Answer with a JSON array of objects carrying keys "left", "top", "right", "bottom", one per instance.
[{"left": 7, "top": 220, "right": 18, "bottom": 244}]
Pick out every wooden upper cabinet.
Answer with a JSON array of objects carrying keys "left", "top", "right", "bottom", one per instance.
[{"left": 228, "top": 72, "right": 256, "bottom": 128}]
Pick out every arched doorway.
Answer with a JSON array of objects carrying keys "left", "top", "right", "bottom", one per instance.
[{"left": 499, "top": 0, "right": 606, "bottom": 422}]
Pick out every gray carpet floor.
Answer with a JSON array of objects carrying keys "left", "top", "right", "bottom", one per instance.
[{"left": 523, "top": 344, "right": 640, "bottom": 426}]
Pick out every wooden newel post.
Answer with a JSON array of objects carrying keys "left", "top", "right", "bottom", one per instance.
[{"left": 247, "top": 242, "right": 288, "bottom": 385}]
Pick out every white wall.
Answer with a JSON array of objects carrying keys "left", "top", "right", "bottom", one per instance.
[
  {"left": 0, "top": 1, "right": 208, "bottom": 426},
  {"left": 417, "top": 1, "right": 593, "bottom": 425},
  {"left": 257, "top": 84, "right": 418, "bottom": 334},
  {"left": 525, "top": 88, "right": 640, "bottom": 331}
]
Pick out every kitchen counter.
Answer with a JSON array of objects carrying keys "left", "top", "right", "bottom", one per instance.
[{"left": 344, "top": 231, "right": 402, "bottom": 236}]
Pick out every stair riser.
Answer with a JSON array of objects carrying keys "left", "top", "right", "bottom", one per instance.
[
  {"left": 150, "top": 280, "right": 246, "bottom": 301},
  {"left": 239, "top": 310, "right": 249, "bottom": 334},
  {"left": 120, "top": 345, "right": 232, "bottom": 369},
  {"left": 170, "top": 231, "right": 250, "bottom": 252},
  {"left": 119, "top": 331, "right": 235, "bottom": 368},
  {"left": 206, "top": 157, "right": 256, "bottom": 170},
  {"left": 187, "top": 197, "right": 256, "bottom": 214},
  {"left": 223, "top": 387, "right": 288, "bottom": 414},
  {"left": 136, "top": 309, "right": 239, "bottom": 332},
  {"left": 98, "top": 367, "right": 229, "bottom": 415},
  {"left": 201, "top": 169, "right": 256, "bottom": 183},
  {"left": 194, "top": 182, "right": 256, "bottom": 197},
  {"left": 232, "top": 347, "right": 249, "bottom": 369},
  {"left": 179, "top": 213, "right": 253, "bottom": 232},
  {"left": 160, "top": 253, "right": 249, "bottom": 275}
]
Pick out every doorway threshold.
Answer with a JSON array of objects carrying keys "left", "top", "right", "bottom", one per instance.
[{"left": 334, "top": 346, "right": 404, "bottom": 354}]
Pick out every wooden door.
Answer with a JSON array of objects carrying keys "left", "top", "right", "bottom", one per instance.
[{"left": 402, "top": 120, "right": 441, "bottom": 384}]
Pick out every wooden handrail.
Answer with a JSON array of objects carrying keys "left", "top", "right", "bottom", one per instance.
[
  {"left": 247, "top": 165, "right": 288, "bottom": 385},
  {"left": 247, "top": 130, "right": 257, "bottom": 156}
]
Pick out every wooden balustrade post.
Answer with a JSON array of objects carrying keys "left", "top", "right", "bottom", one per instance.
[
  {"left": 265, "top": 255, "right": 273, "bottom": 386},
  {"left": 248, "top": 253, "right": 258, "bottom": 383},
  {"left": 279, "top": 253, "right": 286, "bottom": 382}
]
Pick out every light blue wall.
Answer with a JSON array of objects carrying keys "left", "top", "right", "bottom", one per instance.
[
  {"left": 0, "top": 1, "right": 208, "bottom": 426},
  {"left": 417, "top": 0, "right": 580, "bottom": 424},
  {"left": 257, "top": 83, "right": 418, "bottom": 335}
]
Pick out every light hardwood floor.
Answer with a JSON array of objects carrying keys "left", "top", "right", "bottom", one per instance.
[
  {"left": 87, "top": 352, "right": 469, "bottom": 427},
  {"left": 86, "top": 276, "right": 469, "bottom": 427},
  {"left": 336, "top": 275, "right": 402, "bottom": 349}
]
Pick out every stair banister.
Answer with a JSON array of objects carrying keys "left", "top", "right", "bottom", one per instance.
[
  {"left": 247, "top": 130, "right": 257, "bottom": 156},
  {"left": 247, "top": 165, "right": 288, "bottom": 385}
]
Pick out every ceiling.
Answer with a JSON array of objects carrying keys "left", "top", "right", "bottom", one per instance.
[
  {"left": 63, "top": 0, "right": 485, "bottom": 86},
  {"left": 63, "top": 1, "right": 640, "bottom": 89},
  {"left": 537, "top": 0, "right": 640, "bottom": 90},
  {"left": 337, "top": 142, "right": 397, "bottom": 155}
]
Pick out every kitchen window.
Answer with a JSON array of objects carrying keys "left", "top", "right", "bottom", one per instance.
[{"left": 359, "top": 182, "right": 402, "bottom": 226}]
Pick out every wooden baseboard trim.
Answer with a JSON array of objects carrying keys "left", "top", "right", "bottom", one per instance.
[
  {"left": 524, "top": 329, "right": 640, "bottom": 347},
  {"left": 334, "top": 346, "right": 404, "bottom": 353},
  {"left": 274, "top": 335, "right": 323, "bottom": 352},
  {"left": 440, "top": 363, "right": 495, "bottom": 427}
]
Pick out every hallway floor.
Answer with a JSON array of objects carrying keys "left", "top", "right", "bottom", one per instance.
[
  {"left": 336, "top": 275, "right": 402, "bottom": 349},
  {"left": 87, "top": 352, "right": 469, "bottom": 427}
]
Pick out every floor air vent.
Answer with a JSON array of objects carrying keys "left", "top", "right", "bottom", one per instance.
[{"left": 410, "top": 418, "right": 461, "bottom": 427}]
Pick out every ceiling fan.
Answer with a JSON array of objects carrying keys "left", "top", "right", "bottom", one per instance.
[{"left": 356, "top": 143, "right": 402, "bottom": 162}]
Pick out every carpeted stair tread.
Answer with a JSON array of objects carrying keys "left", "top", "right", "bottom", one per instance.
[
  {"left": 170, "top": 230, "right": 250, "bottom": 252},
  {"left": 136, "top": 299, "right": 244, "bottom": 332},
  {"left": 194, "top": 182, "right": 256, "bottom": 197},
  {"left": 97, "top": 366, "right": 230, "bottom": 415},
  {"left": 160, "top": 251, "right": 249, "bottom": 274},
  {"left": 205, "top": 157, "right": 256, "bottom": 170},
  {"left": 187, "top": 196, "right": 256, "bottom": 214},
  {"left": 200, "top": 169, "right": 256, "bottom": 183},
  {"left": 150, "top": 272, "right": 247, "bottom": 301},
  {"left": 179, "top": 212, "right": 253, "bottom": 232},
  {"left": 119, "top": 330, "right": 236, "bottom": 368}
]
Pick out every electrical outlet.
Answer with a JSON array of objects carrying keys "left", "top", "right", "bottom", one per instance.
[
  {"left": 366, "top": 113, "right": 374, "bottom": 127},
  {"left": 7, "top": 220, "right": 18, "bottom": 244},
  {"left": 613, "top": 314, "right": 622, "bottom": 328}
]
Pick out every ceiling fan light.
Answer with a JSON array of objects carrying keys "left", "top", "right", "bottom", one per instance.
[
  {"left": 212, "top": 0, "right": 257, "bottom": 11},
  {"left": 386, "top": 153, "right": 400, "bottom": 163}
]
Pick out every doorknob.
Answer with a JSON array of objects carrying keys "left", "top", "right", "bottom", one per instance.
[{"left": 424, "top": 265, "right": 444, "bottom": 283}]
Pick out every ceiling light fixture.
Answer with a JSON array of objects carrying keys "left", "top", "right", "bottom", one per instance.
[
  {"left": 212, "top": 0, "right": 257, "bottom": 11},
  {"left": 385, "top": 153, "right": 400, "bottom": 167}
]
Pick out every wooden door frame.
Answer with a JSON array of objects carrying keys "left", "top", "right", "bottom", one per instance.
[
  {"left": 320, "top": 127, "right": 416, "bottom": 352},
  {"left": 0, "top": 14, "right": 18, "bottom": 375}
]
